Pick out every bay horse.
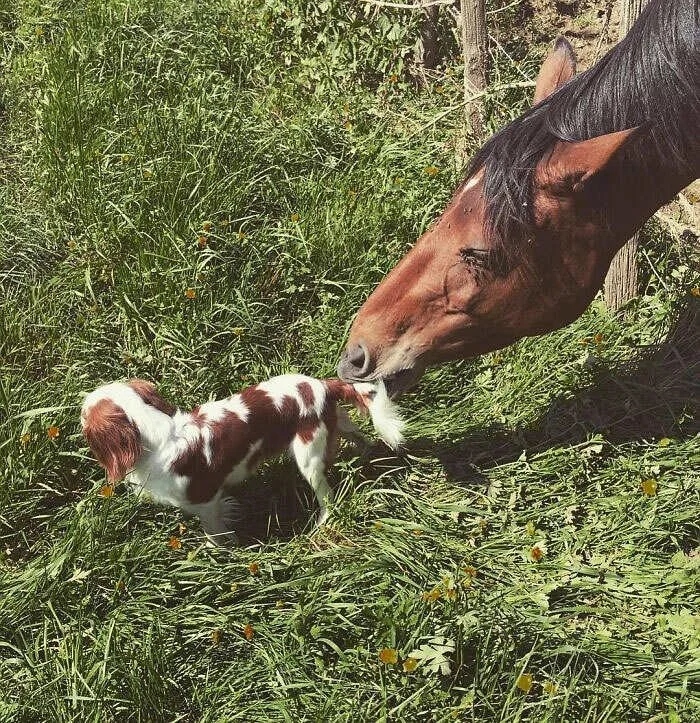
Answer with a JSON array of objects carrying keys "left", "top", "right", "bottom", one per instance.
[{"left": 337, "top": 0, "right": 699, "bottom": 395}]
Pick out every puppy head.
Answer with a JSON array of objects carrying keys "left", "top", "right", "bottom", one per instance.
[{"left": 81, "top": 398, "right": 142, "bottom": 482}]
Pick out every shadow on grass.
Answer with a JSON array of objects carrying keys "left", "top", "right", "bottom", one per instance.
[
  {"left": 432, "top": 297, "right": 699, "bottom": 485},
  {"left": 221, "top": 298, "right": 699, "bottom": 543},
  {"left": 221, "top": 468, "right": 315, "bottom": 545}
]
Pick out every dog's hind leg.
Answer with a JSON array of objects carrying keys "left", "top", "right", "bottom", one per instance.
[
  {"left": 337, "top": 407, "right": 368, "bottom": 449},
  {"left": 291, "top": 424, "right": 334, "bottom": 527}
]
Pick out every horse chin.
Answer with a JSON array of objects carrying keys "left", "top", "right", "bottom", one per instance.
[{"left": 380, "top": 366, "right": 424, "bottom": 398}]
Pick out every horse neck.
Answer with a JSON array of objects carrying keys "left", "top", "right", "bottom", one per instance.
[{"left": 602, "top": 146, "right": 698, "bottom": 253}]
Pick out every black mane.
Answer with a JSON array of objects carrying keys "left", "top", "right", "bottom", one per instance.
[{"left": 466, "top": 0, "right": 700, "bottom": 264}]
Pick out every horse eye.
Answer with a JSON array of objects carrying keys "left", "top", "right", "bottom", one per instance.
[
  {"left": 459, "top": 247, "right": 509, "bottom": 277},
  {"left": 459, "top": 248, "right": 490, "bottom": 267}
]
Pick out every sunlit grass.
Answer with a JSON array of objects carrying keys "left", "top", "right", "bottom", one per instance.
[{"left": 0, "top": 1, "right": 698, "bottom": 721}]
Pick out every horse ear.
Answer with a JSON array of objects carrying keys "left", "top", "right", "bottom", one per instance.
[
  {"left": 534, "top": 37, "right": 576, "bottom": 105},
  {"left": 542, "top": 127, "right": 641, "bottom": 193}
]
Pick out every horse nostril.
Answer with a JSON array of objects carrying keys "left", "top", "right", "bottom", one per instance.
[
  {"left": 347, "top": 344, "right": 367, "bottom": 370},
  {"left": 338, "top": 342, "right": 372, "bottom": 379}
]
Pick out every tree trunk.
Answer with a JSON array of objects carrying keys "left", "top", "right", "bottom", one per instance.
[
  {"left": 603, "top": 0, "right": 647, "bottom": 313},
  {"left": 461, "top": 0, "right": 487, "bottom": 133},
  {"left": 620, "top": 0, "right": 646, "bottom": 32},
  {"left": 414, "top": 5, "right": 441, "bottom": 87},
  {"left": 457, "top": 0, "right": 487, "bottom": 163},
  {"left": 603, "top": 236, "right": 639, "bottom": 312}
]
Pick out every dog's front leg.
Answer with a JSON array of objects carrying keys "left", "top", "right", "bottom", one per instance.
[{"left": 191, "top": 495, "right": 242, "bottom": 547}]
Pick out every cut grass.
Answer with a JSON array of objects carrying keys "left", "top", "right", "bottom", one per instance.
[{"left": 1, "top": 1, "right": 698, "bottom": 721}]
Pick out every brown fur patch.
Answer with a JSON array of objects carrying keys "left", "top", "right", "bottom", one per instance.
[
  {"left": 128, "top": 379, "right": 177, "bottom": 416},
  {"left": 324, "top": 378, "right": 369, "bottom": 413},
  {"left": 178, "top": 387, "right": 307, "bottom": 505},
  {"left": 240, "top": 387, "right": 302, "bottom": 457},
  {"left": 359, "top": 247, "right": 434, "bottom": 320},
  {"left": 174, "top": 407, "right": 254, "bottom": 504},
  {"left": 296, "top": 418, "right": 319, "bottom": 444},
  {"left": 172, "top": 434, "right": 215, "bottom": 504},
  {"left": 83, "top": 399, "right": 142, "bottom": 482},
  {"left": 297, "top": 382, "right": 315, "bottom": 408}
]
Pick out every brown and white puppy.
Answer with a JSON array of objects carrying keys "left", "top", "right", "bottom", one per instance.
[{"left": 81, "top": 375, "right": 403, "bottom": 545}]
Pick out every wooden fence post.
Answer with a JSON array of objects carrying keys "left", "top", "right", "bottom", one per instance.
[
  {"left": 603, "top": 0, "right": 647, "bottom": 313},
  {"left": 458, "top": 0, "right": 487, "bottom": 160},
  {"left": 460, "top": 0, "right": 487, "bottom": 135},
  {"left": 414, "top": 3, "right": 441, "bottom": 86}
]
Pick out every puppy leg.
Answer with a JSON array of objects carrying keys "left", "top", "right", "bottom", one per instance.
[
  {"left": 195, "top": 496, "right": 242, "bottom": 547},
  {"left": 291, "top": 424, "right": 334, "bottom": 527}
]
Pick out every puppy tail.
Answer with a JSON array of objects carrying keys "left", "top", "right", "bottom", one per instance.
[{"left": 325, "top": 379, "right": 404, "bottom": 450}]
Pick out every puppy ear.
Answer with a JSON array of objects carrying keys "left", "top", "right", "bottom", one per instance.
[
  {"left": 127, "top": 379, "right": 176, "bottom": 416},
  {"left": 82, "top": 399, "right": 142, "bottom": 482}
]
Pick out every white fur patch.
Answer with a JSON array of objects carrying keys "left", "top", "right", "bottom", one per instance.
[
  {"left": 198, "top": 394, "right": 249, "bottom": 424},
  {"left": 169, "top": 413, "right": 203, "bottom": 459},
  {"left": 355, "top": 381, "right": 404, "bottom": 449},
  {"left": 224, "top": 438, "right": 263, "bottom": 486},
  {"left": 131, "top": 465, "right": 190, "bottom": 507},
  {"left": 257, "top": 374, "right": 326, "bottom": 416},
  {"left": 201, "top": 425, "right": 213, "bottom": 466},
  {"left": 290, "top": 422, "right": 333, "bottom": 524},
  {"left": 463, "top": 170, "right": 483, "bottom": 191}
]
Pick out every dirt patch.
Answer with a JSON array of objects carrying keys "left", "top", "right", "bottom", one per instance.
[
  {"left": 658, "top": 179, "right": 700, "bottom": 238},
  {"left": 529, "top": 0, "right": 620, "bottom": 69}
]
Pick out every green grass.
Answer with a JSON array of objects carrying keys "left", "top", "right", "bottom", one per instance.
[{"left": 1, "top": 1, "right": 698, "bottom": 721}]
